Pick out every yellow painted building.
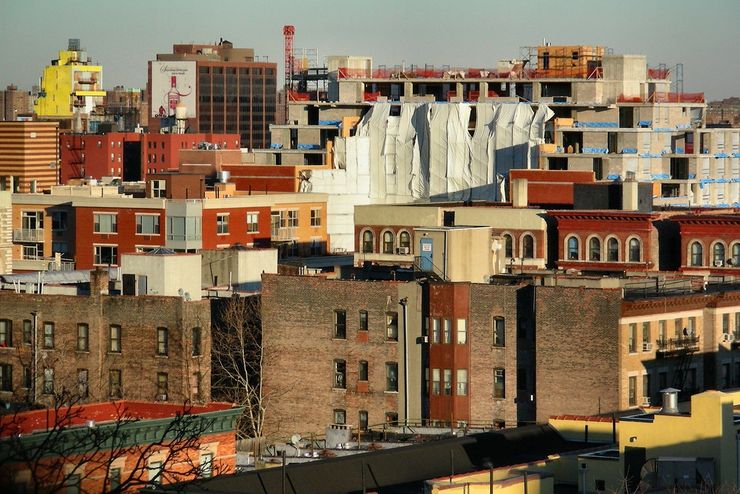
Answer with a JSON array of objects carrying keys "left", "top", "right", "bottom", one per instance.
[{"left": 34, "top": 39, "right": 105, "bottom": 118}]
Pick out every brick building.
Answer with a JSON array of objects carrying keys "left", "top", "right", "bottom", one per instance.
[
  {"left": 59, "top": 132, "right": 240, "bottom": 183},
  {"left": 148, "top": 40, "right": 277, "bottom": 149},
  {"left": 260, "top": 272, "right": 740, "bottom": 437},
  {"left": 0, "top": 121, "right": 59, "bottom": 193},
  {"left": 0, "top": 269, "right": 211, "bottom": 406},
  {"left": 0, "top": 401, "right": 240, "bottom": 493},
  {"left": 673, "top": 213, "right": 740, "bottom": 273}
]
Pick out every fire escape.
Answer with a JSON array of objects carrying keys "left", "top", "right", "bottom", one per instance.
[
  {"left": 655, "top": 334, "right": 700, "bottom": 393},
  {"left": 66, "top": 135, "right": 85, "bottom": 179}
]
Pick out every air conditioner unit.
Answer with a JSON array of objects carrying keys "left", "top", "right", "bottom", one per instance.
[
  {"left": 642, "top": 342, "right": 653, "bottom": 351},
  {"left": 641, "top": 396, "right": 651, "bottom": 406},
  {"left": 397, "top": 247, "right": 410, "bottom": 255},
  {"left": 721, "top": 333, "right": 735, "bottom": 343},
  {"left": 715, "top": 260, "right": 724, "bottom": 267},
  {"left": 157, "top": 394, "right": 168, "bottom": 401}
]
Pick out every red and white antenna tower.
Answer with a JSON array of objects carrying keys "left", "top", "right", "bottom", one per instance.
[{"left": 283, "top": 25, "right": 295, "bottom": 117}]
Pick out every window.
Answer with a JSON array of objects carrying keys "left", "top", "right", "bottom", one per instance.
[
  {"left": 641, "top": 322, "right": 650, "bottom": 348},
  {"left": 359, "top": 310, "right": 368, "bottom": 331},
  {"left": 736, "top": 313, "right": 740, "bottom": 338},
  {"left": 51, "top": 211, "right": 68, "bottom": 231},
  {"left": 192, "top": 328, "right": 202, "bottom": 356},
  {"left": 23, "top": 320, "right": 31, "bottom": 345},
  {"left": 386, "top": 312, "right": 398, "bottom": 341},
  {"left": 77, "top": 324, "right": 89, "bottom": 351},
  {"left": 0, "top": 320, "right": 11, "bottom": 347},
  {"left": 432, "top": 368, "right": 440, "bottom": 395},
  {"left": 334, "top": 310, "right": 346, "bottom": 339},
  {"left": 382, "top": 231, "right": 394, "bottom": 254},
  {"left": 607, "top": 237, "right": 619, "bottom": 261},
  {"left": 359, "top": 410, "right": 369, "bottom": 431},
  {"left": 733, "top": 243, "right": 740, "bottom": 267},
  {"left": 493, "top": 318, "right": 505, "bottom": 347},
  {"left": 567, "top": 236, "right": 579, "bottom": 260},
  {"left": 93, "top": 213, "right": 117, "bottom": 233},
  {"left": 385, "top": 412, "right": 398, "bottom": 424},
  {"left": 333, "top": 409, "right": 346, "bottom": 425},
  {"left": 43, "top": 368, "right": 54, "bottom": 394},
  {"left": 443, "top": 369, "right": 452, "bottom": 395},
  {"left": 287, "top": 209, "right": 298, "bottom": 227},
  {"left": 334, "top": 359, "right": 346, "bottom": 389},
  {"left": 109, "top": 370, "right": 122, "bottom": 398},
  {"left": 399, "top": 231, "right": 411, "bottom": 249},
  {"left": 674, "top": 318, "right": 682, "bottom": 338},
  {"left": 94, "top": 245, "right": 118, "bottom": 265},
  {"left": 713, "top": 242, "right": 726, "bottom": 267},
  {"left": 688, "top": 316, "right": 696, "bottom": 335},
  {"left": 109, "top": 325, "right": 121, "bottom": 353},
  {"left": 456, "top": 369, "right": 468, "bottom": 396},
  {"left": 247, "top": 212, "right": 259, "bottom": 232},
  {"left": 628, "top": 323, "right": 637, "bottom": 353},
  {"left": 589, "top": 237, "right": 601, "bottom": 261},
  {"left": 200, "top": 453, "right": 214, "bottom": 479},
  {"left": 136, "top": 214, "right": 160, "bottom": 234},
  {"left": 0, "top": 364, "right": 12, "bottom": 392},
  {"left": 157, "top": 328, "right": 168, "bottom": 356},
  {"left": 522, "top": 234, "right": 534, "bottom": 259},
  {"left": 362, "top": 230, "right": 374, "bottom": 253},
  {"left": 628, "top": 238, "right": 641, "bottom": 262},
  {"left": 386, "top": 362, "right": 398, "bottom": 392},
  {"left": 432, "top": 318, "right": 441, "bottom": 343},
  {"left": 456, "top": 319, "right": 467, "bottom": 344},
  {"left": 78, "top": 369, "right": 88, "bottom": 398},
  {"left": 148, "top": 461, "right": 163, "bottom": 486},
  {"left": 443, "top": 319, "right": 452, "bottom": 344},
  {"left": 23, "top": 366, "right": 31, "bottom": 389},
  {"left": 359, "top": 361, "right": 368, "bottom": 381},
  {"left": 167, "top": 216, "right": 201, "bottom": 241},
  {"left": 628, "top": 376, "right": 637, "bottom": 406},
  {"left": 503, "top": 234, "right": 513, "bottom": 258},
  {"left": 722, "top": 313, "right": 730, "bottom": 334},
  {"left": 310, "top": 208, "right": 321, "bottom": 227},
  {"left": 690, "top": 241, "right": 703, "bottom": 266},
  {"left": 216, "top": 213, "right": 229, "bottom": 234},
  {"left": 643, "top": 373, "right": 651, "bottom": 399},
  {"left": 43, "top": 322, "right": 54, "bottom": 349},
  {"left": 157, "top": 372, "right": 168, "bottom": 400},
  {"left": 493, "top": 368, "right": 505, "bottom": 399}
]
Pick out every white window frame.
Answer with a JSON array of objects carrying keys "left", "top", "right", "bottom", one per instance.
[
  {"left": 136, "top": 214, "right": 160, "bottom": 235},
  {"left": 246, "top": 212, "right": 259, "bottom": 233},
  {"left": 93, "top": 212, "right": 118, "bottom": 234},
  {"left": 94, "top": 244, "right": 118, "bottom": 266}
]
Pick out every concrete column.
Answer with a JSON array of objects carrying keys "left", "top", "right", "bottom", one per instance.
[
  {"left": 404, "top": 82, "right": 414, "bottom": 98},
  {"left": 622, "top": 180, "right": 639, "bottom": 211},
  {"left": 479, "top": 82, "right": 488, "bottom": 100},
  {"left": 511, "top": 178, "right": 529, "bottom": 208},
  {"left": 456, "top": 82, "right": 464, "bottom": 100}
]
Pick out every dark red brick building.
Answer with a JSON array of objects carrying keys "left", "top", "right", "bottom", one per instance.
[{"left": 673, "top": 213, "right": 740, "bottom": 274}]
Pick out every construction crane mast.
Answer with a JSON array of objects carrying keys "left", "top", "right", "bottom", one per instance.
[{"left": 283, "top": 25, "right": 295, "bottom": 123}]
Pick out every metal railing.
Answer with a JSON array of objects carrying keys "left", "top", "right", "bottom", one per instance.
[
  {"left": 655, "top": 336, "right": 700, "bottom": 353},
  {"left": 13, "top": 229, "right": 44, "bottom": 242},
  {"left": 274, "top": 227, "right": 297, "bottom": 241}
]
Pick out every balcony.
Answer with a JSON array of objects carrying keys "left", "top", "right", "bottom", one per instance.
[
  {"left": 13, "top": 229, "right": 44, "bottom": 243},
  {"left": 274, "top": 227, "right": 297, "bottom": 241},
  {"left": 655, "top": 336, "right": 700, "bottom": 355},
  {"left": 13, "top": 257, "right": 75, "bottom": 272},
  {"left": 354, "top": 250, "right": 414, "bottom": 267}
]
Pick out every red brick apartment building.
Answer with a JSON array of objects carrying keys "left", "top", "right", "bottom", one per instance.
[
  {"left": 260, "top": 273, "right": 740, "bottom": 438},
  {"left": 60, "top": 132, "right": 240, "bottom": 183},
  {"left": 0, "top": 401, "right": 240, "bottom": 493},
  {"left": 673, "top": 213, "right": 740, "bottom": 274},
  {"left": 0, "top": 270, "right": 211, "bottom": 406}
]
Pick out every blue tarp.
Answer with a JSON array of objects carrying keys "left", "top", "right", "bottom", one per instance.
[
  {"left": 638, "top": 120, "right": 652, "bottom": 127},
  {"left": 582, "top": 147, "right": 608, "bottom": 154},
  {"left": 318, "top": 120, "right": 341, "bottom": 126},
  {"left": 297, "top": 144, "right": 321, "bottom": 150},
  {"left": 621, "top": 148, "right": 638, "bottom": 154},
  {"left": 270, "top": 143, "right": 283, "bottom": 149},
  {"left": 574, "top": 121, "right": 619, "bottom": 128}
]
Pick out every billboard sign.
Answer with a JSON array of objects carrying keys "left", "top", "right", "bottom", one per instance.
[{"left": 151, "top": 61, "right": 196, "bottom": 118}]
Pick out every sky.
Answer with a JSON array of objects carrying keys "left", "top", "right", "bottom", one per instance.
[{"left": 2, "top": 0, "right": 739, "bottom": 100}]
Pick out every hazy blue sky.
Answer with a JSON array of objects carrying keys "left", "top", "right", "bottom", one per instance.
[{"left": 2, "top": 0, "right": 738, "bottom": 100}]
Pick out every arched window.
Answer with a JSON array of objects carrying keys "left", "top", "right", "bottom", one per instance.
[
  {"left": 712, "top": 242, "right": 726, "bottom": 267},
  {"left": 382, "top": 231, "right": 394, "bottom": 254},
  {"left": 362, "top": 230, "right": 374, "bottom": 253},
  {"left": 607, "top": 237, "right": 619, "bottom": 262},
  {"left": 732, "top": 243, "right": 740, "bottom": 267},
  {"left": 589, "top": 237, "right": 601, "bottom": 261},
  {"left": 628, "top": 238, "right": 641, "bottom": 263},
  {"left": 399, "top": 231, "right": 411, "bottom": 249},
  {"left": 522, "top": 234, "right": 534, "bottom": 259},
  {"left": 503, "top": 234, "right": 513, "bottom": 258},
  {"left": 567, "top": 237, "right": 579, "bottom": 260},
  {"left": 690, "top": 241, "right": 703, "bottom": 267}
]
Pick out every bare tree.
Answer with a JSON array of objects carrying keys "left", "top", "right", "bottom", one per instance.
[
  {"left": 0, "top": 386, "right": 229, "bottom": 493},
  {"left": 211, "top": 295, "right": 274, "bottom": 439}
]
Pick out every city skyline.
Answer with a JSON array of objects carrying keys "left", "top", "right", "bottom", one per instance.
[{"left": 2, "top": 0, "right": 738, "bottom": 100}]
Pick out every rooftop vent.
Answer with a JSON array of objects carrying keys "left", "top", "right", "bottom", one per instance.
[{"left": 659, "top": 388, "right": 680, "bottom": 414}]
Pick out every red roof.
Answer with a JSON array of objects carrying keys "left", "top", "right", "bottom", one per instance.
[{"left": 0, "top": 401, "right": 236, "bottom": 437}]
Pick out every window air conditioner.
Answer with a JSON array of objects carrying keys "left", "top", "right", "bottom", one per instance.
[
  {"left": 641, "top": 396, "right": 651, "bottom": 406},
  {"left": 398, "top": 247, "right": 410, "bottom": 255},
  {"left": 721, "top": 333, "right": 735, "bottom": 343},
  {"left": 157, "top": 394, "right": 168, "bottom": 401},
  {"left": 642, "top": 342, "right": 653, "bottom": 351}
]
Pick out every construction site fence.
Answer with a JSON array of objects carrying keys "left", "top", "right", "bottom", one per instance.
[
  {"left": 338, "top": 66, "right": 604, "bottom": 80},
  {"left": 617, "top": 92, "right": 705, "bottom": 104},
  {"left": 647, "top": 67, "right": 671, "bottom": 80}
]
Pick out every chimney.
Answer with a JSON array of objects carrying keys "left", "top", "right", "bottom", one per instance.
[
  {"left": 659, "top": 388, "right": 680, "bottom": 414},
  {"left": 89, "top": 267, "right": 109, "bottom": 296},
  {"left": 622, "top": 179, "right": 639, "bottom": 211},
  {"left": 511, "top": 178, "right": 528, "bottom": 208}
]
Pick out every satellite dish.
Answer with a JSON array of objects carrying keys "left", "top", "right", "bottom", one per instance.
[{"left": 290, "top": 434, "right": 302, "bottom": 446}]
